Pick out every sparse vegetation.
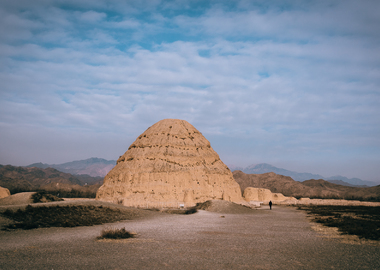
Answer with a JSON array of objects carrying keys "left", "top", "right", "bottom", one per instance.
[
  {"left": 31, "top": 191, "right": 64, "bottom": 203},
  {"left": 343, "top": 195, "right": 380, "bottom": 202},
  {"left": 1, "top": 204, "right": 136, "bottom": 230},
  {"left": 303, "top": 195, "right": 380, "bottom": 202},
  {"left": 0, "top": 164, "right": 101, "bottom": 198},
  {"left": 298, "top": 205, "right": 380, "bottom": 240},
  {"left": 162, "top": 207, "right": 198, "bottom": 215},
  {"left": 43, "top": 189, "right": 97, "bottom": 198},
  {"left": 97, "top": 227, "right": 135, "bottom": 239},
  {"left": 8, "top": 188, "right": 97, "bottom": 198}
]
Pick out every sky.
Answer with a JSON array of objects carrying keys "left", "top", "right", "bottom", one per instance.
[{"left": 0, "top": 0, "right": 379, "bottom": 183}]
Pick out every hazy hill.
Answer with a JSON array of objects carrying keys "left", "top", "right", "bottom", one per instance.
[
  {"left": 1, "top": 165, "right": 80, "bottom": 191},
  {"left": 233, "top": 171, "right": 311, "bottom": 197},
  {"left": 232, "top": 163, "right": 376, "bottom": 187},
  {"left": 233, "top": 170, "right": 380, "bottom": 201},
  {"left": 327, "top": 179, "right": 368, "bottom": 188},
  {"left": 27, "top": 157, "right": 116, "bottom": 177},
  {"left": 0, "top": 165, "right": 102, "bottom": 194},
  {"left": 325, "top": 175, "right": 370, "bottom": 187},
  {"left": 301, "top": 179, "right": 380, "bottom": 200}
]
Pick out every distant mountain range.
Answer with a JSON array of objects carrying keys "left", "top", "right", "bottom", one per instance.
[
  {"left": 0, "top": 164, "right": 102, "bottom": 194},
  {"left": 228, "top": 163, "right": 377, "bottom": 187},
  {"left": 1, "top": 158, "right": 378, "bottom": 201},
  {"left": 27, "top": 157, "right": 116, "bottom": 177},
  {"left": 24, "top": 158, "right": 377, "bottom": 187},
  {"left": 233, "top": 171, "right": 380, "bottom": 201}
]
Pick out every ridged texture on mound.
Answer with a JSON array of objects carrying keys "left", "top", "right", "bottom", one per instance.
[{"left": 96, "top": 119, "right": 244, "bottom": 208}]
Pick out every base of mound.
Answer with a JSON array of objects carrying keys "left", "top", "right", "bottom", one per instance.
[
  {"left": 196, "top": 200, "right": 256, "bottom": 214},
  {"left": 0, "top": 192, "right": 35, "bottom": 206}
]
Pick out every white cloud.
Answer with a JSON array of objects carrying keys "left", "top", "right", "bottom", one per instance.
[
  {"left": 0, "top": 9, "right": 41, "bottom": 42},
  {"left": 111, "top": 19, "right": 141, "bottom": 29},
  {"left": 0, "top": 0, "right": 379, "bottom": 182},
  {"left": 79, "top": 10, "right": 106, "bottom": 22}
]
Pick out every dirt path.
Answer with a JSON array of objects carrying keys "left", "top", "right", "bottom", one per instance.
[{"left": 0, "top": 205, "right": 379, "bottom": 269}]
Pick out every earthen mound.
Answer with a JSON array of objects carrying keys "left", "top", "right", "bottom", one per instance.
[
  {"left": 196, "top": 200, "right": 255, "bottom": 214},
  {"left": 96, "top": 119, "right": 244, "bottom": 208},
  {"left": 0, "top": 192, "right": 34, "bottom": 206},
  {"left": 0, "top": 186, "right": 10, "bottom": 199},
  {"left": 243, "top": 187, "right": 296, "bottom": 204}
]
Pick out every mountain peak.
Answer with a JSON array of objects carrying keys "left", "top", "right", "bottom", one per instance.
[
  {"left": 246, "top": 163, "right": 278, "bottom": 170},
  {"left": 26, "top": 158, "right": 117, "bottom": 177}
]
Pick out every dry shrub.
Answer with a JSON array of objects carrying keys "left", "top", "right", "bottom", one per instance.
[
  {"left": 97, "top": 227, "right": 135, "bottom": 239},
  {"left": 1, "top": 205, "right": 135, "bottom": 230},
  {"left": 162, "top": 207, "right": 197, "bottom": 215},
  {"left": 31, "top": 191, "right": 64, "bottom": 203}
]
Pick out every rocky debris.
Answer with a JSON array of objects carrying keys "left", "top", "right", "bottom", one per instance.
[
  {"left": 96, "top": 119, "right": 245, "bottom": 208},
  {"left": 0, "top": 186, "right": 10, "bottom": 199}
]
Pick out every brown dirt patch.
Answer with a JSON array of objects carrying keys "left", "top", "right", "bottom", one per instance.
[{"left": 196, "top": 200, "right": 256, "bottom": 214}]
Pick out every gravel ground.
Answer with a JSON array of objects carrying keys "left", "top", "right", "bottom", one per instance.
[{"left": 0, "top": 204, "right": 379, "bottom": 270}]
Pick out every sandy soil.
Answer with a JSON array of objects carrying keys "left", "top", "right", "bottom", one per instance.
[
  {"left": 0, "top": 200, "right": 379, "bottom": 270},
  {"left": 0, "top": 192, "right": 35, "bottom": 206}
]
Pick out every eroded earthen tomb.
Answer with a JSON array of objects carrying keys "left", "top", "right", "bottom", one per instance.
[
  {"left": 96, "top": 119, "right": 244, "bottom": 208},
  {"left": 243, "top": 187, "right": 296, "bottom": 203}
]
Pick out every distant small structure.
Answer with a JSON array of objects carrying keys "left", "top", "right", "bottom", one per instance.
[{"left": 243, "top": 187, "right": 297, "bottom": 206}]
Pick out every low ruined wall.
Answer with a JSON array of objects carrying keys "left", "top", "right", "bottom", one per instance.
[
  {"left": 243, "top": 187, "right": 295, "bottom": 203},
  {"left": 281, "top": 198, "right": 380, "bottom": 207}
]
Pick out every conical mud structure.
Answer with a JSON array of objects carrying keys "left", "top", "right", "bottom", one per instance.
[{"left": 96, "top": 119, "right": 244, "bottom": 208}]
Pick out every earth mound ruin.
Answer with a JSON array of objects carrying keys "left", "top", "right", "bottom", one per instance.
[
  {"left": 0, "top": 186, "right": 10, "bottom": 199},
  {"left": 243, "top": 187, "right": 296, "bottom": 204},
  {"left": 96, "top": 119, "right": 244, "bottom": 208}
]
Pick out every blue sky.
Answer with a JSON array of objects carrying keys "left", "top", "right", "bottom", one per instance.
[{"left": 1, "top": 0, "right": 379, "bottom": 183}]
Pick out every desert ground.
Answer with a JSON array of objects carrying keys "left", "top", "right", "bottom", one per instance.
[{"left": 0, "top": 198, "right": 379, "bottom": 270}]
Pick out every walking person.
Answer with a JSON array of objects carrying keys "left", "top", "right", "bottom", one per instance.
[{"left": 269, "top": 200, "right": 272, "bottom": 210}]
